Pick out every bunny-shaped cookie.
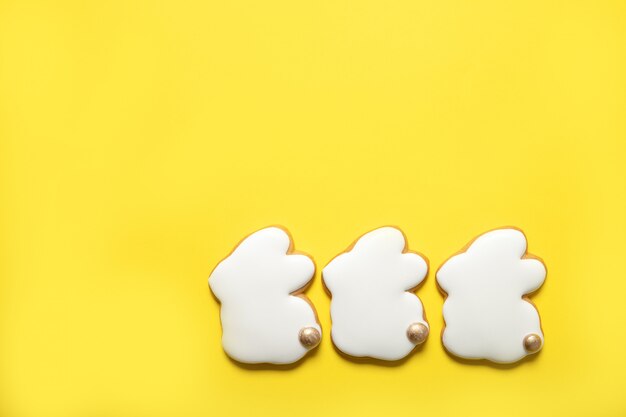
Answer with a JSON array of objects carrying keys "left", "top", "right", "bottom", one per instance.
[
  {"left": 437, "top": 228, "right": 546, "bottom": 363},
  {"left": 323, "top": 227, "right": 429, "bottom": 361},
  {"left": 209, "top": 226, "right": 321, "bottom": 364}
]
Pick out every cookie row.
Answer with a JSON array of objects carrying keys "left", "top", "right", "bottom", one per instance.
[{"left": 208, "top": 226, "right": 546, "bottom": 365}]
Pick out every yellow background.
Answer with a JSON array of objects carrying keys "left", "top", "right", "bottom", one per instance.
[{"left": 1, "top": 1, "right": 625, "bottom": 416}]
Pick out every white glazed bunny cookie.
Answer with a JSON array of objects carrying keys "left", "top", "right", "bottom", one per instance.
[
  {"left": 323, "top": 227, "right": 429, "bottom": 361},
  {"left": 437, "top": 228, "right": 546, "bottom": 364},
  {"left": 208, "top": 226, "right": 321, "bottom": 364}
]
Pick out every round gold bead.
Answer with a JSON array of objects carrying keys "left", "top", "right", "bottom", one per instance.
[
  {"left": 523, "top": 334, "right": 542, "bottom": 353},
  {"left": 406, "top": 322, "right": 429, "bottom": 344},
  {"left": 299, "top": 327, "right": 321, "bottom": 349}
]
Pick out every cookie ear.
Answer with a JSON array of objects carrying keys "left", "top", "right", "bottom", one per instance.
[
  {"left": 352, "top": 227, "right": 406, "bottom": 255},
  {"left": 468, "top": 228, "right": 528, "bottom": 258},
  {"left": 235, "top": 227, "right": 291, "bottom": 256},
  {"left": 519, "top": 258, "right": 546, "bottom": 294}
]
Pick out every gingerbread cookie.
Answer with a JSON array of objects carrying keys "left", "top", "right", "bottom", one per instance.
[
  {"left": 322, "top": 227, "right": 429, "bottom": 361},
  {"left": 208, "top": 226, "right": 321, "bottom": 364},
  {"left": 436, "top": 228, "right": 546, "bottom": 364}
]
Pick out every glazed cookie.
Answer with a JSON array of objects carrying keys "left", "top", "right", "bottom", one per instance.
[
  {"left": 208, "top": 226, "right": 321, "bottom": 364},
  {"left": 323, "top": 227, "right": 429, "bottom": 361},
  {"left": 437, "top": 228, "right": 546, "bottom": 364}
]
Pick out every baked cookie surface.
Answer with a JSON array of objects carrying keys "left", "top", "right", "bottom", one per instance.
[
  {"left": 437, "top": 228, "right": 546, "bottom": 364},
  {"left": 209, "top": 226, "right": 321, "bottom": 364},
  {"left": 323, "top": 227, "right": 429, "bottom": 361}
]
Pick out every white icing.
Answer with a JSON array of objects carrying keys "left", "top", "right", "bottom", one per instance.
[
  {"left": 323, "top": 227, "right": 429, "bottom": 361},
  {"left": 208, "top": 227, "right": 321, "bottom": 364},
  {"left": 437, "top": 228, "right": 546, "bottom": 363}
]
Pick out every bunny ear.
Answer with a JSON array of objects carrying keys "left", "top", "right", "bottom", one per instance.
[
  {"left": 233, "top": 227, "right": 291, "bottom": 257},
  {"left": 467, "top": 228, "right": 528, "bottom": 258},
  {"left": 209, "top": 227, "right": 293, "bottom": 296},
  {"left": 352, "top": 227, "right": 406, "bottom": 255}
]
